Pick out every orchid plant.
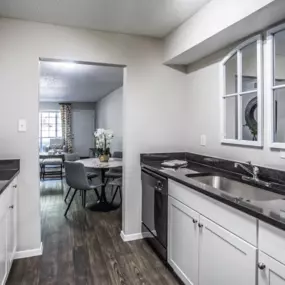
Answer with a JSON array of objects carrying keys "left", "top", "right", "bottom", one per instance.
[{"left": 94, "top": 128, "right": 114, "bottom": 156}]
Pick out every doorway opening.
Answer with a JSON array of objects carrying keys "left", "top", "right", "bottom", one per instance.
[{"left": 38, "top": 58, "right": 125, "bottom": 232}]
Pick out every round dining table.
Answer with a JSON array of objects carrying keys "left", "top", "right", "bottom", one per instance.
[{"left": 77, "top": 157, "right": 123, "bottom": 212}]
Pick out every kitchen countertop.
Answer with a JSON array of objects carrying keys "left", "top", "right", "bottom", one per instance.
[
  {"left": 141, "top": 159, "right": 285, "bottom": 232},
  {"left": 0, "top": 159, "right": 20, "bottom": 195}
]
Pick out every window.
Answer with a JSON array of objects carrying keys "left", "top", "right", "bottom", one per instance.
[
  {"left": 39, "top": 111, "right": 62, "bottom": 151},
  {"left": 221, "top": 35, "right": 263, "bottom": 147},
  {"left": 267, "top": 24, "right": 285, "bottom": 149}
]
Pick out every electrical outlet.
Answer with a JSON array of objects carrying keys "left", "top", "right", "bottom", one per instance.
[
  {"left": 280, "top": 151, "right": 285, "bottom": 159},
  {"left": 200, "top": 135, "right": 206, "bottom": 146},
  {"left": 18, "top": 119, "right": 27, "bottom": 132}
]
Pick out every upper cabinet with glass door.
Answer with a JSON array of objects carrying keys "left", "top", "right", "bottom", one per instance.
[
  {"left": 267, "top": 24, "right": 285, "bottom": 149},
  {"left": 221, "top": 35, "right": 263, "bottom": 147}
]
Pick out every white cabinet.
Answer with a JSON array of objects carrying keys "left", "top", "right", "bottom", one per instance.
[
  {"left": 199, "top": 215, "right": 257, "bottom": 285},
  {"left": 0, "top": 208, "right": 7, "bottom": 285},
  {"left": 6, "top": 183, "right": 17, "bottom": 271},
  {"left": 167, "top": 196, "right": 257, "bottom": 285},
  {"left": 258, "top": 251, "right": 285, "bottom": 285},
  {"left": 167, "top": 179, "right": 285, "bottom": 285},
  {"left": 0, "top": 177, "right": 18, "bottom": 285},
  {"left": 168, "top": 197, "right": 199, "bottom": 285}
]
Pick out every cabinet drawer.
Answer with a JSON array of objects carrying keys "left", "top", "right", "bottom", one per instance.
[
  {"left": 169, "top": 180, "right": 257, "bottom": 246},
  {"left": 259, "top": 221, "right": 285, "bottom": 265}
]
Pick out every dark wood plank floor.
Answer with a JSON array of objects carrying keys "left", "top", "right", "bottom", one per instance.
[{"left": 7, "top": 178, "right": 179, "bottom": 285}]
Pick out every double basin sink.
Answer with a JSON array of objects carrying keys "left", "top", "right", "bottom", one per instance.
[{"left": 186, "top": 174, "right": 284, "bottom": 202}]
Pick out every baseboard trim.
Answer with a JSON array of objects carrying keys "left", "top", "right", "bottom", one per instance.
[
  {"left": 120, "top": 231, "right": 143, "bottom": 242},
  {"left": 14, "top": 242, "right": 43, "bottom": 260}
]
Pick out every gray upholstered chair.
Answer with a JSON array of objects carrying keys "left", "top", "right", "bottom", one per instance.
[
  {"left": 64, "top": 153, "right": 98, "bottom": 181},
  {"left": 64, "top": 162, "right": 103, "bottom": 216},
  {"left": 109, "top": 178, "right": 122, "bottom": 205},
  {"left": 44, "top": 138, "right": 67, "bottom": 153},
  {"left": 105, "top": 151, "right": 123, "bottom": 182}
]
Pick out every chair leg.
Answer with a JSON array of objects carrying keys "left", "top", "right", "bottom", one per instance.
[
  {"left": 82, "top": 191, "right": 85, "bottom": 207},
  {"left": 42, "top": 165, "right": 45, "bottom": 180},
  {"left": 64, "top": 186, "right": 72, "bottom": 203},
  {"left": 119, "top": 186, "right": 122, "bottom": 204},
  {"left": 64, "top": 189, "right": 78, "bottom": 216},
  {"left": 111, "top": 186, "right": 120, "bottom": 204},
  {"left": 94, "top": 188, "right": 100, "bottom": 200}
]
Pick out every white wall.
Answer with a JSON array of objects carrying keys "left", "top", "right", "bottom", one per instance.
[
  {"left": 39, "top": 102, "right": 60, "bottom": 110},
  {"left": 164, "top": 0, "right": 276, "bottom": 63},
  {"left": 96, "top": 87, "right": 123, "bottom": 153},
  {"left": 0, "top": 18, "right": 187, "bottom": 252}
]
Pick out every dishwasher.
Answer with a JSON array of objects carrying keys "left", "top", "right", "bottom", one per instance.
[{"left": 141, "top": 167, "right": 168, "bottom": 261}]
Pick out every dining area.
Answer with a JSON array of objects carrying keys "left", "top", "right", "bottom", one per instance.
[
  {"left": 62, "top": 128, "right": 123, "bottom": 217},
  {"left": 63, "top": 152, "right": 123, "bottom": 216}
]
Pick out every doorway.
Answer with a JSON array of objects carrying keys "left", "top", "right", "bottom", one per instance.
[{"left": 38, "top": 58, "right": 125, "bottom": 229}]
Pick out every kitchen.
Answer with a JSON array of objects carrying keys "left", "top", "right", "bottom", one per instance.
[{"left": 1, "top": 0, "right": 285, "bottom": 284}]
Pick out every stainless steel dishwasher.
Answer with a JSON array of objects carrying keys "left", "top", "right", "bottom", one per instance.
[{"left": 141, "top": 167, "right": 168, "bottom": 261}]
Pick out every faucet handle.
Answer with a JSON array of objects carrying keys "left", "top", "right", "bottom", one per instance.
[{"left": 253, "top": 166, "right": 259, "bottom": 175}]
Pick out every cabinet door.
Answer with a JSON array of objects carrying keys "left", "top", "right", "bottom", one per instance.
[
  {"left": 5, "top": 182, "right": 16, "bottom": 275},
  {"left": 6, "top": 207, "right": 12, "bottom": 273},
  {"left": 0, "top": 211, "right": 7, "bottom": 285},
  {"left": 258, "top": 251, "right": 285, "bottom": 285},
  {"left": 12, "top": 183, "right": 17, "bottom": 260},
  {"left": 199, "top": 215, "right": 257, "bottom": 285},
  {"left": 168, "top": 196, "right": 199, "bottom": 285}
]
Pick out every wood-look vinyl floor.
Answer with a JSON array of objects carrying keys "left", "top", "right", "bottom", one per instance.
[{"left": 7, "top": 178, "right": 179, "bottom": 285}]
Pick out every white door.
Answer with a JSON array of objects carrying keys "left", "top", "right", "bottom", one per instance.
[
  {"left": 0, "top": 210, "right": 7, "bottom": 285},
  {"left": 258, "top": 251, "right": 285, "bottom": 285},
  {"left": 199, "top": 215, "right": 257, "bottom": 285},
  {"left": 168, "top": 196, "right": 199, "bottom": 285},
  {"left": 72, "top": 110, "right": 95, "bottom": 157}
]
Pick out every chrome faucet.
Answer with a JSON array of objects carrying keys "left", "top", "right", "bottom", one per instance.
[
  {"left": 234, "top": 161, "right": 259, "bottom": 180},
  {"left": 234, "top": 161, "right": 271, "bottom": 187}
]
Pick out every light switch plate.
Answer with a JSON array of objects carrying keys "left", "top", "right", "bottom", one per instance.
[
  {"left": 200, "top": 135, "right": 206, "bottom": 146},
  {"left": 18, "top": 119, "right": 27, "bottom": 132}
]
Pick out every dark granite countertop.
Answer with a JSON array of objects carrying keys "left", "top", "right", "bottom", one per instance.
[
  {"left": 0, "top": 160, "right": 20, "bottom": 195},
  {"left": 141, "top": 153, "right": 285, "bottom": 232}
]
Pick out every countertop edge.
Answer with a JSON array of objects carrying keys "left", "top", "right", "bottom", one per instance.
[{"left": 141, "top": 164, "right": 285, "bottom": 232}]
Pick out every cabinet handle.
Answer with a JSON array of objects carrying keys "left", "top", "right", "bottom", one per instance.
[
  {"left": 192, "top": 219, "right": 198, "bottom": 224},
  {"left": 198, "top": 223, "right": 203, "bottom": 228},
  {"left": 258, "top": 263, "right": 266, "bottom": 270},
  {"left": 9, "top": 205, "right": 14, "bottom": 209}
]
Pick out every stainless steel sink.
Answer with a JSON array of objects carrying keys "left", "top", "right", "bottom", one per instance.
[{"left": 191, "top": 175, "right": 284, "bottom": 201}]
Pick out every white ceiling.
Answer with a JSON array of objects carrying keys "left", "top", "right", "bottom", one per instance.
[
  {"left": 0, "top": 0, "right": 211, "bottom": 37},
  {"left": 39, "top": 61, "right": 124, "bottom": 103}
]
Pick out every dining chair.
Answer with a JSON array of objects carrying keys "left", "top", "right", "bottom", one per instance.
[
  {"left": 64, "top": 161, "right": 103, "bottom": 216},
  {"left": 105, "top": 151, "right": 123, "bottom": 182},
  {"left": 109, "top": 178, "right": 122, "bottom": 205},
  {"left": 65, "top": 153, "right": 98, "bottom": 181}
]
